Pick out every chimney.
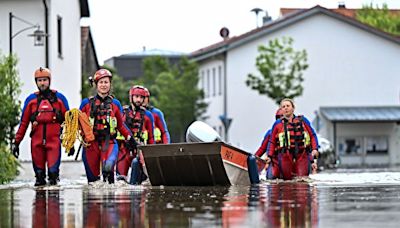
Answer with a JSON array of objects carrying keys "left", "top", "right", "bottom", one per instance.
[
  {"left": 262, "top": 11, "right": 272, "bottom": 25},
  {"left": 142, "top": 46, "right": 146, "bottom": 52},
  {"left": 338, "top": 1, "right": 346, "bottom": 9}
]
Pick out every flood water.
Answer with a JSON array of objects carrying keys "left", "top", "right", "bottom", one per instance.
[{"left": 1, "top": 162, "right": 400, "bottom": 227}]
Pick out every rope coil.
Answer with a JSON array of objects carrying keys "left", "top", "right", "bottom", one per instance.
[{"left": 61, "top": 108, "right": 90, "bottom": 152}]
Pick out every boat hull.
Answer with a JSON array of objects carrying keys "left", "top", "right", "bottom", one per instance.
[{"left": 139, "top": 142, "right": 266, "bottom": 186}]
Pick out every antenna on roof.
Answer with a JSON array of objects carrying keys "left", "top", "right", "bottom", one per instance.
[
  {"left": 250, "top": 8, "right": 263, "bottom": 28},
  {"left": 219, "top": 27, "right": 230, "bottom": 40}
]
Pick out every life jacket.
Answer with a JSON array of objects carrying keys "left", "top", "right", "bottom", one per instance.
[
  {"left": 123, "top": 105, "right": 146, "bottom": 144},
  {"left": 30, "top": 90, "right": 63, "bottom": 124},
  {"left": 275, "top": 115, "right": 311, "bottom": 157},
  {"left": 88, "top": 95, "right": 117, "bottom": 140}
]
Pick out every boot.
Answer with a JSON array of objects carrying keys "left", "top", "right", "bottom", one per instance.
[
  {"left": 102, "top": 171, "right": 114, "bottom": 184},
  {"left": 48, "top": 172, "right": 59, "bottom": 185},
  {"left": 34, "top": 170, "right": 47, "bottom": 186}
]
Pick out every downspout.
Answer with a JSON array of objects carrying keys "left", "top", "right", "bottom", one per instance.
[
  {"left": 42, "top": 0, "right": 49, "bottom": 67},
  {"left": 223, "top": 52, "right": 228, "bottom": 141},
  {"left": 333, "top": 121, "right": 337, "bottom": 161}
]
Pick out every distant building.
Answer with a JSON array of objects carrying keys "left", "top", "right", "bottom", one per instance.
[
  {"left": 191, "top": 5, "right": 400, "bottom": 167},
  {"left": 104, "top": 48, "right": 187, "bottom": 80}
]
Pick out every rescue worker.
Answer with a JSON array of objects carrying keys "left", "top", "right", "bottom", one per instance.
[
  {"left": 143, "top": 87, "right": 171, "bottom": 144},
  {"left": 256, "top": 108, "right": 318, "bottom": 179},
  {"left": 267, "top": 98, "right": 319, "bottom": 180},
  {"left": 116, "top": 85, "right": 155, "bottom": 183},
  {"left": 13, "top": 67, "right": 70, "bottom": 186},
  {"left": 255, "top": 108, "right": 284, "bottom": 158},
  {"left": 79, "top": 69, "right": 137, "bottom": 184}
]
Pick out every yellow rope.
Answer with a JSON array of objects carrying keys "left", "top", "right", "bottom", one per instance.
[{"left": 61, "top": 108, "right": 88, "bottom": 152}]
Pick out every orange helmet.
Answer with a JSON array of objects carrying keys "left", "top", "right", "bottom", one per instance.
[
  {"left": 275, "top": 108, "right": 284, "bottom": 120},
  {"left": 34, "top": 67, "right": 51, "bottom": 81},
  {"left": 93, "top": 69, "right": 112, "bottom": 83}
]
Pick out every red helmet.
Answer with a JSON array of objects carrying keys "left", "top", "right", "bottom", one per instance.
[
  {"left": 34, "top": 67, "right": 51, "bottom": 81},
  {"left": 93, "top": 69, "right": 112, "bottom": 83},
  {"left": 129, "top": 85, "right": 146, "bottom": 103},
  {"left": 275, "top": 108, "right": 284, "bottom": 120},
  {"left": 129, "top": 86, "right": 147, "bottom": 97}
]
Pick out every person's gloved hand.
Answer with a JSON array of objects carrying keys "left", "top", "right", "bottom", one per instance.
[
  {"left": 67, "top": 147, "right": 75, "bottom": 156},
  {"left": 311, "top": 162, "right": 318, "bottom": 174},
  {"left": 12, "top": 143, "right": 20, "bottom": 159},
  {"left": 311, "top": 149, "right": 319, "bottom": 158},
  {"left": 126, "top": 136, "right": 138, "bottom": 151}
]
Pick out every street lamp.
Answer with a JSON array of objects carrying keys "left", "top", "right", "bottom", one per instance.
[
  {"left": 250, "top": 8, "right": 263, "bottom": 28},
  {"left": 7, "top": 12, "right": 48, "bottom": 151},
  {"left": 9, "top": 12, "right": 48, "bottom": 55}
]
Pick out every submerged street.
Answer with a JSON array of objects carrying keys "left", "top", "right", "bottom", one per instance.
[{"left": 1, "top": 162, "right": 400, "bottom": 227}]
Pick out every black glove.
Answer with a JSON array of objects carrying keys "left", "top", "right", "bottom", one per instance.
[
  {"left": 12, "top": 143, "right": 20, "bottom": 159},
  {"left": 67, "top": 147, "right": 75, "bottom": 157},
  {"left": 126, "top": 137, "right": 138, "bottom": 151}
]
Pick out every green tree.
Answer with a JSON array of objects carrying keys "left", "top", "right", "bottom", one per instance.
[
  {"left": 0, "top": 53, "right": 20, "bottom": 184},
  {"left": 150, "top": 57, "right": 207, "bottom": 142},
  {"left": 356, "top": 3, "right": 400, "bottom": 35},
  {"left": 0, "top": 54, "right": 21, "bottom": 145},
  {"left": 0, "top": 144, "right": 19, "bottom": 184},
  {"left": 246, "top": 37, "right": 308, "bottom": 104},
  {"left": 136, "top": 56, "right": 171, "bottom": 104}
]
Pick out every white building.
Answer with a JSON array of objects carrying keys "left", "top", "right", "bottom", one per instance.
[
  {"left": 0, "top": 0, "right": 90, "bottom": 160},
  {"left": 191, "top": 6, "right": 400, "bottom": 166}
]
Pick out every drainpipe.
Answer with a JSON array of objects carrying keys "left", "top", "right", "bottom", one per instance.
[
  {"left": 333, "top": 121, "right": 337, "bottom": 161},
  {"left": 42, "top": 0, "right": 49, "bottom": 67}
]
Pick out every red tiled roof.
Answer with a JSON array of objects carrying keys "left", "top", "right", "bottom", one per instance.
[{"left": 280, "top": 7, "right": 400, "bottom": 18}]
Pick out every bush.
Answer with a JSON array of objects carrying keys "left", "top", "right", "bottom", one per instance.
[{"left": 0, "top": 143, "right": 19, "bottom": 184}]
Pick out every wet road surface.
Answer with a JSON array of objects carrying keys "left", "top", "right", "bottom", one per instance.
[{"left": 1, "top": 162, "right": 400, "bottom": 227}]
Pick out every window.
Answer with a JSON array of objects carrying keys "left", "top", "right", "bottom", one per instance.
[
  {"left": 338, "top": 136, "right": 389, "bottom": 156},
  {"left": 200, "top": 70, "right": 204, "bottom": 90},
  {"left": 57, "top": 16, "right": 63, "bottom": 58},
  {"left": 366, "top": 136, "right": 388, "bottom": 154},
  {"left": 212, "top": 67, "right": 216, "bottom": 96},
  {"left": 218, "top": 66, "right": 222, "bottom": 95},
  {"left": 206, "top": 69, "right": 210, "bottom": 98},
  {"left": 338, "top": 137, "right": 362, "bottom": 155}
]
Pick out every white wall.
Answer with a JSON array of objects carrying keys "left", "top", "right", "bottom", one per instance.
[
  {"left": 50, "top": 0, "right": 81, "bottom": 109},
  {"left": 198, "top": 58, "right": 225, "bottom": 138},
  {"left": 202, "top": 13, "right": 400, "bottom": 154}
]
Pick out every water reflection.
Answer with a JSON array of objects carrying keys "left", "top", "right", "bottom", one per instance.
[
  {"left": 32, "top": 190, "right": 61, "bottom": 227},
  {"left": 7, "top": 181, "right": 400, "bottom": 227},
  {"left": 83, "top": 189, "right": 146, "bottom": 227},
  {"left": 262, "top": 183, "right": 318, "bottom": 228},
  {"left": 1, "top": 184, "right": 320, "bottom": 227}
]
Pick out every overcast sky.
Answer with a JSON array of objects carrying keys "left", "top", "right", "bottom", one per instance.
[{"left": 81, "top": 0, "right": 400, "bottom": 64}]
